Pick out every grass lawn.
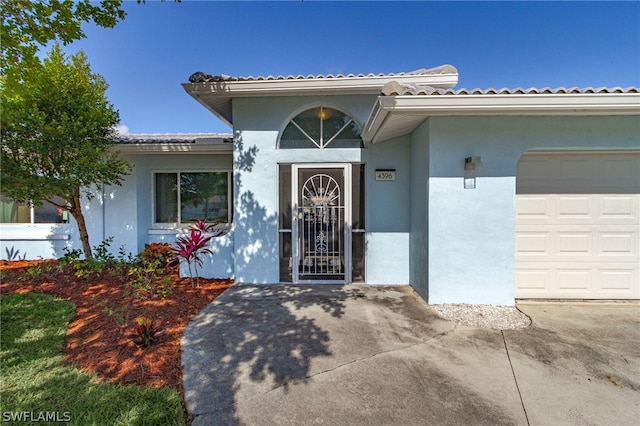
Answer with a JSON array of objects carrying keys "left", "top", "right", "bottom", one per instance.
[{"left": 0, "top": 293, "right": 186, "bottom": 425}]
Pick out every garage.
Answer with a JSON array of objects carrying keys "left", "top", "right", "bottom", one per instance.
[{"left": 515, "top": 152, "right": 640, "bottom": 299}]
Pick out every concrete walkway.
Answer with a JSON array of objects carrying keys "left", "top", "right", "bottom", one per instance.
[{"left": 181, "top": 285, "right": 640, "bottom": 426}]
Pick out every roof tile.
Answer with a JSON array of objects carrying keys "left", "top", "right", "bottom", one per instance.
[
  {"left": 188, "top": 65, "right": 458, "bottom": 84},
  {"left": 115, "top": 133, "right": 233, "bottom": 144},
  {"left": 380, "top": 82, "right": 640, "bottom": 96}
]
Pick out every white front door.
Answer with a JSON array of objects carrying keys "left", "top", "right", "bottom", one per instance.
[{"left": 292, "top": 164, "right": 351, "bottom": 283}]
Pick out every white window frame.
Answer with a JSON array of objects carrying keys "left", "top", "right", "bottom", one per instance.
[
  {"left": 278, "top": 105, "right": 363, "bottom": 150},
  {"left": 151, "top": 169, "right": 233, "bottom": 229},
  {"left": 0, "top": 194, "right": 71, "bottom": 241}
]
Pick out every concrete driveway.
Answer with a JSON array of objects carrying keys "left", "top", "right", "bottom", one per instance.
[{"left": 181, "top": 285, "right": 640, "bottom": 426}]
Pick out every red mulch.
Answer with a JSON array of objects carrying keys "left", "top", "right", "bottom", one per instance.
[{"left": 0, "top": 259, "right": 232, "bottom": 392}]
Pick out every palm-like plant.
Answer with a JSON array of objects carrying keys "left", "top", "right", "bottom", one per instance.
[
  {"left": 129, "top": 317, "right": 163, "bottom": 348},
  {"left": 173, "top": 220, "right": 220, "bottom": 286}
]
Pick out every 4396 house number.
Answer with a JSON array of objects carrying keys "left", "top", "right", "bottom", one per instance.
[{"left": 375, "top": 170, "right": 396, "bottom": 181}]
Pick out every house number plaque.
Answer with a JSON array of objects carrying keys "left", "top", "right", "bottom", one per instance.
[{"left": 375, "top": 169, "right": 396, "bottom": 181}]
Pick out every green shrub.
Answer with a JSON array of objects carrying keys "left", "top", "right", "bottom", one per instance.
[
  {"left": 127, "top": 258, "right": 173, "bottom": 300},
  {"left": 139, "top": 243, "right": 175, "bottom": 267}
]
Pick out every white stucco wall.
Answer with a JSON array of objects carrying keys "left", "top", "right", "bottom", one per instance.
[{"left": 424, "top": 115, "right": 640, "bottom": 305}]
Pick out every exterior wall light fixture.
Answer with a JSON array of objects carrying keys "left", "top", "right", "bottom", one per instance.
[
  {"left": 314, "top": 106, "right": 333, "bottom": 121},
  {"left": 464, "top": 156, "right": 483, "bottom": 189}
]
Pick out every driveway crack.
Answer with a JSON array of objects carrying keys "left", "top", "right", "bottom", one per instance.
[
  {"left": 502, "top": 330, "right": 530, "bottom": 426},
  {"left": 263, "top": 327, "right": 457, "bottom": 395}
]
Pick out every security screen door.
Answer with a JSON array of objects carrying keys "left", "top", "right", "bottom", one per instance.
[{"left": 292, "top": 164, "right": 351, "bottom": 283}]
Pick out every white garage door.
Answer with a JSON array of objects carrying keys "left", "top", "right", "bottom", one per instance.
[{"left": 516, "top": 152, "right": 640, "bottom": 299}]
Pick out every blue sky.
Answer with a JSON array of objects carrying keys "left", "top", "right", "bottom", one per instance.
[{"left": 64, "top": 1, "right": 640, "bottom": 134}]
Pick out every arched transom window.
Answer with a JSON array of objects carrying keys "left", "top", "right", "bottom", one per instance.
[{"left": 279, "top": 106, "right": 363, "bottom": 149}]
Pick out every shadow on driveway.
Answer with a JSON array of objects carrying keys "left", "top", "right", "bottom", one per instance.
[
  {"left": 182, "top": 285, "right": 364, "bottom": 425},
  {"left": 182, "top": 285, "right": 640, "bottom": 426}
]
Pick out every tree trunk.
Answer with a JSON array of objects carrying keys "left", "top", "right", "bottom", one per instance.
[{"left": 69, "top": 188, "right": 93, "bottom": 258}]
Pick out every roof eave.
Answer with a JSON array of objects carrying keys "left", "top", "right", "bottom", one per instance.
[
  {"left": 378, "top": 92, "right": 640, "bottom": 114},
  {"left": 183, "top": 72, "right": 459, "bottom": 127},
  {"left": 184, "top": 73, "right": 459, "bottom": 96},
  {"left": 363, "top": 93, "right": 640, "bottom": 144},
  {"left": 113, "top": 143, "right": 233, "bottom": 154},
  {"left": 182, "top": 83, "right": 234, "bottom": 127}
]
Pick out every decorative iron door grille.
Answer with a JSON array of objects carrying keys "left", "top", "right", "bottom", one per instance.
[{"left": 296, "top": 169, "right": 346, "bottom": 281}]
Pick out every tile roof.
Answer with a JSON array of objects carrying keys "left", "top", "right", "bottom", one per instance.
[
  {"left": 115, "top": 133, "right": 233, "bottom": 144},
  {"left": 188, "top": 65, "right": 458, "bottom": 84},
  {"left": 380, "top": 82, "right": 640, "bottom": 96}
]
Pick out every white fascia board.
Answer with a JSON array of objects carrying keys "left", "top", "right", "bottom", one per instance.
[
  {"left": 113, "top": 143, "right": 233, "bottom": 154},
  {"left": 364, "top": 93, "right": 640, "bottom": 144},
  {"left": 182, "top": 73, "right": 459, "bottom": 97},
  {"left": 377, "top": 93, "right": 640, "bottom": 115},
  {"left": 363, "top": 101, "right": 390, "bottom": 144}
]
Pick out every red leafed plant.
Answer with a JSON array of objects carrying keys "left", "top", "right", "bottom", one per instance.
[
  {"left": 173, "top": 220, "right": 220, "bottom": 286},
  {"left": 129, "top": 317, "right": 163, "bottom": 348}
]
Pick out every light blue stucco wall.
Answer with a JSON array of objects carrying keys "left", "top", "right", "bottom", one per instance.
[
  {"left": 1, "top": 191, "right": 106, "bottom": 260},
  {"left": 423, "top": 115, "right": 640, "bottom": 305},
  {"left": 231, "top": 94, "right": 411, "bottom": 284},
  {"left": 0, "top": 157, "right": 136, "bottom": 260},
  {"left": 7, "top": 100, "right": 636, "bottom": 307},
  {"left": 409, "top": 120, "right": 430, "bottom": 300},
  {"left": 0, "top": 152, "right": 235, "bottom": 277},
  {"left": 131, "top": 153, "right": 231, "bottom": 248},
  {"left": 0, "top": 224, "right": 74, "bottom": 260},
  {"left": 133, "top": 152, "right": 234, "bottom": 278},
  {"left": 363, "top": 136, "right": 411, "bottom": 284},
  {"left": 101, "top": 153, "right": 138, "bottom": 256}
]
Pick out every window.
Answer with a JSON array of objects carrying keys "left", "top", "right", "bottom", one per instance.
[
  {"left": 279, "top": 106, "right": 363, "bottom": 149},
  {"left": 0, "top": 194, "right": 68, "bottom": 224},
  {"left": 154, "top": 172, "right": 232, "bottom": 225}
]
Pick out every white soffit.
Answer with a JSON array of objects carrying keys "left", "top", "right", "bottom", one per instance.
[
  {"left": 367, "top": 114, "right": 426, "bottom": 144},
  {"left": 363, "top": 86, "right": 640, "bottom": 144}
]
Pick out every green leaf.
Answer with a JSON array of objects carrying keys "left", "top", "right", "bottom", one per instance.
[{"left": 1, "top": 43, "right": 131, "bottom": 258}]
